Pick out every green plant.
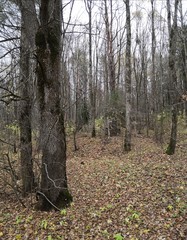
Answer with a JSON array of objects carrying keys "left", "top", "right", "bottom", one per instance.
[
  {"left": 130, "top": 212, "right": 141, "bottom": 220},
  {"left": 15, "top": 234, "right": 22, "bottom": 239},
  {"left": 60, "top": 209, "right": 67, "bottom": 216},
  {"left": 114, "top": 233, "right": 123, "bottom": 240},
  {"left": 15, "top": 215, "right": 22, "bottom": 225},
  {"left": 156, "top": 111, "right": 168, "bottom": 121},
  {"left": 95, "top": 117, "right": 104, "bottom": 130},
  {"left": 100, "top": 203, "right": 113, "bottom": 213},
  {"left": 115, "top": 193, "right": 121, "bottom": 199},
  {"left": 40, "top": 219, "right": 48, "bottom": 229},
  {"left": 65, "top": 122, "right": 75, "bottom": 135},
  {"left": 167, "top": 204, "right": 173, "bottom": 211},
  {"left": 60, "top": 220, "right": 67, "bottom": 226},
  {"left": 26, "top": 215, "right": 33, "bottom": 223},
  {"left": 5, "top": 122, "right": 19, "bottom": 134},
  {"left": 125, "top": 206, "right": 141, "bottom": 224}
]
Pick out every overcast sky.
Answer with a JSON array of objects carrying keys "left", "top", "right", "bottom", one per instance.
[{"left": 63, "top": 0, "right": 187, "bottom": 24}]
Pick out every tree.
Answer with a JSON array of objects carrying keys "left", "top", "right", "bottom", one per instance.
[
  {"left": 103, "top": 0, "right": 120, "bottom": 136},
  {"left": 166, "top": 0, "right": 179, "bottom": 155},
  {"left": 84, "top": 0, "right": 96, "bottom": 137},
  {"left": 124, "top": 0, "right": 132, "bottom": 151},
  {"left": 35, "top": 0, "right": 72, "bottom": 210},
  {"left": 150, "top": 0, "right": 158, "bottom": 140},
  {"left": 0, "top": 0, "right": 36, "bottom": 195},
  {"left": 132, "top": 9, "right": 148, "bottom": 134},
  {"left": 179, "top": 0, "right": 187, "bottom": 121},
  {"left": 18, "top": 0, "right": 38, "bottom": 195},
  {"left": 70, "top": 45, "right": 89, "bottom": 129}
]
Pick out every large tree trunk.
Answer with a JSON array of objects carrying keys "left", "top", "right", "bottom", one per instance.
[
  {"left": 19, "top": 0, "right": 38, "bottom": 195},
  {"left": 36, "top": 0, "right": 72, "bottom": 210},
  {"left": 124, "top": 0, "right": 132, "bottom": 151},
  {"left": 19, "top": 32, "right": 34, "bottom": 195},
  {"left": 166, "top": 0, "right": 179, "bottom": 155}
]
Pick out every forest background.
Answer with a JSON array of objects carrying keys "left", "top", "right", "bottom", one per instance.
[{"left": 0, "top": 0, "right": 187, "bottom": 239}]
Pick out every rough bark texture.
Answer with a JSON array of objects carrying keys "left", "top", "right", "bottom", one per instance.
[
  {"left": 124, "top": 0, "right": 132, "bottom": 152},
  {"left": 36, "top": 0, "right": 72, "bottom": 210},
  {"left": 166, "top": 107, "right": 177, "bottom": 155},
  {"left": 19, "top": 0, "right": 38, "bottom": 195},
  {"left": 19, "top": 34, "right": 34, "bottom": 194},
  {"left": 166, "top": 0, "right": 179, "bottom": 155}
]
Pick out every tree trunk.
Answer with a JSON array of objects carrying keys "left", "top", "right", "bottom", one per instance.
[
  {"left": 19, "top": 0, "right": 38, "bottom": 195},
  {"left": 179, "top": 0, "right": 187, "bottom": 123},
  {"left": 151, "top": 0, "right": 159, "bottom": 141},
  {"left": 19, "top": 34, "right": 34, "bottom": 194},
  {"left": 36, "top": 0, "right": 72, "bottom": 210},
  {"left": 87, "top": 0, "right": 96, "bottom": 137},
  {"left": 104, "top": 0, "right": 119, "bottom": 136},
  {"left": 124, "top": 0, "right": 132, "bottom": 152},
  {"left": 166, "top": 0, "right": 179, "bottom": 155},
  {"left": 166, "top": 107, "right": 177, "bottom": 155}
]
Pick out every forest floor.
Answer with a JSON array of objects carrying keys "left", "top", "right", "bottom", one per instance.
[{"left": 0, "top": 134, "right": 187, "bottom": 240}]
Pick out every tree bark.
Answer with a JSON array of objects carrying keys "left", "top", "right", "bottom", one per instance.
[
  {"left": 166, "top": 0, "right": 179, "bottom": 155},
  {"left": 19, "top": 0, "right": 38, "bottom": 195},
  {"left": 151, "top": 0, "right": 159, "bottom": 141},
  {"left": 124, "top": 0, "right": 132, "bottom": 152},
  {"left": 104, "top": 0, "right": 119, "bottom": 136},
  {"left": 19, "top": 31, "right": 34, "bottom": 195},
  {"left": 179, "top": 0, "right": 187, "bottom": 123},
  {"left": 85, "top": 0, "right": 96, "bottom": 137},
  {"left": 36, "top": 0, "right": 72, "bottom": 210}
]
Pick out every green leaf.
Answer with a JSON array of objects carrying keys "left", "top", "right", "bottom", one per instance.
[
  {"left": 16, "top": 216, "right": 22, "bottom": 225},
  {"left": 114, "top": 233, "right": 124, "bottom": 240},
  {"left": 60, "top": 209, "right": 67, "bottom": 216},
  {"left": 16, "top": 234, "right": 22, "bottom": 240},
  {"left": 26, "top": 215, "right": 33, "bottom": 223},
  {"left": 167, "top": 204, "right": 173, "bottom": 211},
  {"left": 41, "top": 219, "right": 48, "bottom": 229}
]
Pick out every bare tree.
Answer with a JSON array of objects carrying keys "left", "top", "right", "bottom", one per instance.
[
  {"left": 124, "top": 0, "right": 132, "bottom": 151},
  {"left": 103, "top": 0, "right": 120, "bottom": 136},
  {"left": 84, "top": 0, "right": 96, "bottom": 137},
  {"left": 150, "top": 0, "right": 159, "bottom": 141}
]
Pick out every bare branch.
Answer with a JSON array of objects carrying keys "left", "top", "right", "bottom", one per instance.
[{"left": 0, "top": 37, "right": 20, "bottom": 43}]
